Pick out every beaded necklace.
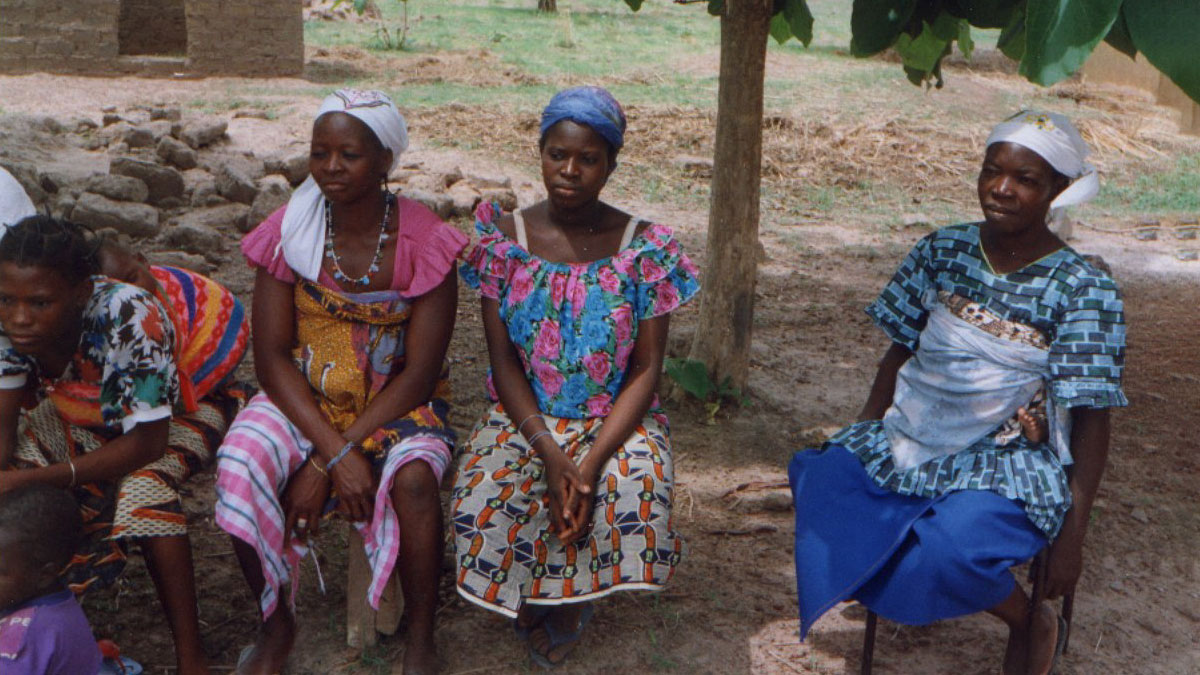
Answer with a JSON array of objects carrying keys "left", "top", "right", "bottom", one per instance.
[{"left": 323, "top": 192, "right": 393, "bottom": 286}]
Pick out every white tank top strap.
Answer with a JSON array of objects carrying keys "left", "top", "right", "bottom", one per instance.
[
  {"left": 618, "top": 216, "right": 641, "bottom": 252},
  {"left": 514, "top": 208, "right": 529, "bottom": 249}
]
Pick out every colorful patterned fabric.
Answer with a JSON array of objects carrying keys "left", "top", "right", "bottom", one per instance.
[
  {"left": 215, "top": 392, "right": 452, "bottom": 618},
  {"left": 452, "top": 404, "right": 682, "bottom": 617},
  {"left": 0, "top": 279, "right": 182, "bottom": 433},
  {"left": 832, "top": 222, "right": 1127, "bottom": 537},
  {"left": 147, "top": 265, "right": 249, "bottom": 405},
  {"left": 11, "top": 390, "right": 246, "bottom": 595},
  {"left": 214, "top": 280, "right": 456, "bottom": 618},
  {"left": 460, "top": 202, "right": 700, "bottom": 419}
]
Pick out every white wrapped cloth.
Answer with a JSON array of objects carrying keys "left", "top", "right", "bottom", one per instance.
[
  {"left": 883, "top": 293, "right": 1071, "bottom": 471},
  {"left": 985, "top": 110, "right": 1098, "bottom": 211},
  {"left": 278, "top": 90, "right": 409, "bottom": 281},
  {"left": 0, "top": 166, "right": 37, "bottom": 235}
]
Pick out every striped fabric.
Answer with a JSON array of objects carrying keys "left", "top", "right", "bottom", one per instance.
[
  {"left": 149, "top": 266, "right": 249, "bottom": 406},
  {"left": 214, "top": 392, "right": 452, "bottom": 619}
]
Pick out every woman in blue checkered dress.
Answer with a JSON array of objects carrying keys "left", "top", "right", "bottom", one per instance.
[{"left": 789, "top": 112, "right": 1126, "bottom": 675}]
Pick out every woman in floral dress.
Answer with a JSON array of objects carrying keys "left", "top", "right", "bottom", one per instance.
[{"left": 453, "top": 86, "right": 700, "bottom": 668}]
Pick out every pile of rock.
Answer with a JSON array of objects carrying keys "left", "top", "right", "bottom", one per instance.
[{"left": 389, "top": 164, "right": 518, "bottom": 221}]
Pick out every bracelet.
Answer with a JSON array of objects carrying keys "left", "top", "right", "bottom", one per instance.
[
  {"left": 325, "top": 442, "right": 356, "bottom": 473},
  {"left": 515, "top": 413, "right": 540, "bottom": 435},
  {"left": 67, "top": 457, "right": 77, "bottom": 488},
  {"left": 525, "top": 430, "right": 552, "bottom": 447},
  {"left": 308, "top": 456, "right": 329, "bottom": 478}
]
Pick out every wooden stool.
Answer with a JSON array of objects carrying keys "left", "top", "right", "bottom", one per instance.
[{"left": 346, "top": 528, "right": 403, "bottom": 648}]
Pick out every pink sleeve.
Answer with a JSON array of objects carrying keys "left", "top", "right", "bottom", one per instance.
[
  {"left": 240, "top": 206, "right": 297, "bottom": 283},
  {"left": 395, "top": 197, "right": 468, "bottom": 297}
]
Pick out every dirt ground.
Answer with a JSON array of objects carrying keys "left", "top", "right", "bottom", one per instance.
[{"left": 2, "top": 42, "right": 1199, "bottom": 675}]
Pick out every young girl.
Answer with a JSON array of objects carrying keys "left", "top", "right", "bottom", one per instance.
[
  {"left": 789, "top": 111, "right": 1126, "bottom": 675},
  {"left": 0, "top": 216, "right": 245, "bottom": 675},
  {"left": 452, "top": 86, "right": 700, "bottom": 668},
  {"left": 215, "top": 90, "right": 465, "bottom": 675}
]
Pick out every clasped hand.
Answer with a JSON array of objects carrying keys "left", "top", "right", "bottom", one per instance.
[
  {"left": 283, "top": 446, "right": 376, "bottom": 541},
  {"left": 542, "top": 448, "right": 595, "bottom": 546}
]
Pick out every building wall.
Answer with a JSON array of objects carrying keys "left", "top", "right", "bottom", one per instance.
[
  {"left": 0, "top": 0, "right": 119, "bottom": 74},
  {"left": 186, "top": 0, "right": 304, "bottom": 76},
  {"left": 118, "top": 0, "right": 188, "bottom": 56},
  {"left": 1082, "top": 43, "right": 1200, "bottom": 136},
  {"left": 0, "top": 0, "right": 302, "bottom": 76}
]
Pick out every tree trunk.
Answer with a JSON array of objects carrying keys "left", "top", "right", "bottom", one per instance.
[
  {"left": 685, "top": 0, "right": 772, "bottom": 391},
  {"left": 538, "top": 0, "right": 557, "bottom": 13}
]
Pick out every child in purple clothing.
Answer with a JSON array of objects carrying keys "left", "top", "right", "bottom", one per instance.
[{"left": 0, "top": 484, "right": 101, "bottom": 675}]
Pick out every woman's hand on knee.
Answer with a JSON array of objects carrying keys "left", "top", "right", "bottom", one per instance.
[
  {"left": 330, "top": 448, "right": 375, "bottom": 522},
  {"left": 283, "top": 461, "right": 332, "bottom": 541}
]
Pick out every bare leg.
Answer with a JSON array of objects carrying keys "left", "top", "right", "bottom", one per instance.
[
  {"left": 229, "top": 535, "right": 294, "bottom": 675},
  {"left": 390, "top": 461, "right": 443, "bottom": 675},
  {"left": 988, "top": 585, "right": 1058, "bottom": 675},
  {"left": 529, "top": 603, "right": 588, "bottom": 666},
  {"left": 140, "top": 535, "right": 210, "bottom": 675}
]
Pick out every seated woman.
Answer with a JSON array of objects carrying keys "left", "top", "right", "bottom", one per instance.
[
  {"left": 214, "top": 90, "right": 465, "bottom": 675},
  {"left": 0, "top": 216, "right": 249, "bottom": 675},
  {"left": 453, "top": 86, "right": 700, "bottom": 669},
  {"left": 789, "top": 111, "right": 1126, "bottom": 675}
]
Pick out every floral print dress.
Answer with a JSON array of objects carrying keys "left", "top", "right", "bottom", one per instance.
[{"left": 452, "top": 203, "right": 700, "bottom": 616}]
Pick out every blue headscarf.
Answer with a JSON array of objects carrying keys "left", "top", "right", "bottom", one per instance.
[{"left": 539, "top": 86, "right": 627, "bottom": 152}]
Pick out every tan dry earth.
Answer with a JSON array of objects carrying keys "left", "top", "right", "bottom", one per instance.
[{"left": 0, "top": 49, "right": 1198, "bottom": 675}]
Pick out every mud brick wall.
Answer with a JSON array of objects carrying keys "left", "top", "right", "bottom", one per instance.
[
  {"left": 186, "top": 0, "right": 303, "bottom": 76},
  {"left": 118, "top": 0, "right": 187, "bottom": 56},
  {"left": 0, "top": 0, "right": 119, "bottom": 73}
]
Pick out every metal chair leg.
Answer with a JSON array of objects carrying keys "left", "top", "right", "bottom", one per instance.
[
  {"left": 861, "top": 610, "right": 878, "bottom": 675},
  {"left": 1061, "top": 592, "right": 1074, "bottom": 654},
  {"left": 1025, "top": 548, "right": 1049, "bottom": 674}
]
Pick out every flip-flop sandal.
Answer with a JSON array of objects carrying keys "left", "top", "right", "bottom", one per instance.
[
  {"left": 237, "top": 644, "right": 285, "bottom": 675},
  {"left": 513, "top": 604, "right": 552, "bottom": 642},
  {"left": 529, "top": 603, "right": 595, "bottom": 670},
  {"left": 98, "top": 657, "right": 143, "bottom": 675}
]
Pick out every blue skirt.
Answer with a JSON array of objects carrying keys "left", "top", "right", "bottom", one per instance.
[{"left": 789, "top": 444, "right": 1047, "bottom": 639}]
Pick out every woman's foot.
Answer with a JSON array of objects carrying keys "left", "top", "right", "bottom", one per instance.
[
  {"left": 236, "top": 606, "right": 295, "bottom": 675},
  {"left": 402, "top": 631, "right": 438, "bottom": 675},
  {"left": 529, "top": 603, "right": 594, "bottom": 669},
  {"left": 1002, "top": 601, "right": 1059, "bottom": 675},
  {"left": 514, "top": 604, "right": 551, "bottom": 641}
]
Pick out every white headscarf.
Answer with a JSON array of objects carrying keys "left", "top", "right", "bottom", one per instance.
[
  {"left": 985, "top": 110, "right": 1098, "bottom": 211},
  {"left": 278, "top": 90, "right": 409, "bottom": 281},
  {"left": 0, "top": 166, "right": 37, "bottom": 238}
]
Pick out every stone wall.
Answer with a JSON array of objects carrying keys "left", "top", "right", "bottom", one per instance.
[
  {"left": 0, "top": 0, "right": 302, "bottom": 76},
  {"left": 186, "top": 0, "right": 304, "bottom": 76},
  {"left": 0, "top": 0, "right": 119, "bottom": 74},
  {"left": 118, "top": 0, "right": 187, "bottom": 56}
]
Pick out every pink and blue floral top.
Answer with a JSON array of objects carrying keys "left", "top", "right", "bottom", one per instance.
[{"left": 461, "top": 203, "right": 700, "bottom": 420}]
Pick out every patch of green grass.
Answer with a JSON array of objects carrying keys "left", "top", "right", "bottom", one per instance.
[{"left": 1090, "top": 153, "right": 1200, "bottom": 216}]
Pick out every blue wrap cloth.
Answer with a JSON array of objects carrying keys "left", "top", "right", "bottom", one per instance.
[
  {"left": 539, "top": 86, "right": 626, "bottom": 151},
  {"left": 789, "top": 444, "right": 1046, "bottom": 639}
]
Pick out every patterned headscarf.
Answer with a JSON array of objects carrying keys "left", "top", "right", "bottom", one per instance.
[
  {"left": 539, "top": 86, "right": 627, "bottom": 152},
  {"left": 279, "top": 90, "right": 409, "bottom": 281},
  {"left": 985, "top": 110, "right": 1099, "bottom": 211}
]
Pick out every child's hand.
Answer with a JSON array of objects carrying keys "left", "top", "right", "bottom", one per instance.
[{"left": 1017, "top": 407, "right": 1047, "bottom": 444}]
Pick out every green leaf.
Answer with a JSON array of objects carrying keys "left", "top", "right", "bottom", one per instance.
[
  {"left": 1019, "top": 0, "right": 1122, "bottom": 86},
  {"left": 623, "top": 0, "right": 644, "bottom": 10},
  {"left": 783, "top": 0, "right": 815, "bottom": 47},
  {"left": 353, "top": 0, "right": 367, "bottom": 14},
  {"left": 1103, "top": 7, "right": 1137, "bottom": 59},
  {"left": 951, "top": 0, "right": 1018, "bottom": 29},
  {"left": 958, "top": 20, "right": 975, "bottom": 60},
  {"left": 850, "top": 0, "right": 917, "bottom": 57},
  {"left": 997, "top": 5, "right": 1027, "bottom": 61},
  {"left": 769, "top": 13, "right": 792, "bottom": 45},
  {"left": 1124, "top": 0, "right": 1200, "bottom": 104},
  {"left": 707, "top": 0, "right": 724, "bottom": 16},
  {"left": 664, "top": 358, "right": 715, "bottom": 401},
  {"left": 894, "top": 21, "right": 950, "bottom": 73}
]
